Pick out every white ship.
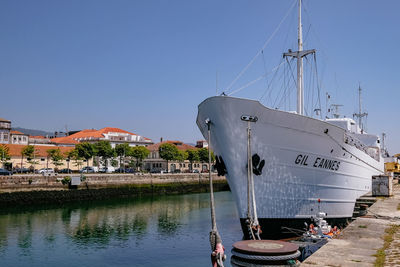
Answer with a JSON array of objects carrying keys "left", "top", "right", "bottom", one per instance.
[{"left": 196, "top": 1, "right": 384, "bottom": 238}]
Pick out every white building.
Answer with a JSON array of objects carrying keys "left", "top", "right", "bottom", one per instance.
[
  {"left": 10, "top": 130, "right": 29, "bottom": 145},
  {"left": 0, "top": 118, "right": 11, "bottom": 144},
  {"left": 51, "top": 127, "right": 153, "bottom": 148}
]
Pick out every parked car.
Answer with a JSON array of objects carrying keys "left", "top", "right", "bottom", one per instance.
[
  {"left": 99, "top": 167, "right": 115, "bottom": 173},
  {"left": 115, "top": 168, "right": 135, "bottom": 173},
  {"left": 38, "top": 168, "right": 55, "bottom": 175},
  {"left": 80, "top": 166, "right": 98, "bottom": 173},
  {"left": 0, "top": 168, "right": 12, "bottom": 176},
  {"left": 13, "top": 167, "right": 30, "bottom": 174},
  {"left": 58, "top": 168, "right": 72, "bottom": 174},
  {"left": 125, "top": 168, "right": 136, "bottom": 173}
]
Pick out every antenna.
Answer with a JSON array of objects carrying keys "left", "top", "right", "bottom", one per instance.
[
  {"left": 216, "top": 71, "right": 219, "bottom": 95},
  {"left": 331, "top": 104, "right": 343, "bottom": 118},
  {"left": 353, "top": 84, "right": 368, "bottom": 132},
  {"left": 381, "top": 133, "right": 387, "bottom": 155},
  {"left": 325, "top": 92, "right": 331, "bottom": 118}
]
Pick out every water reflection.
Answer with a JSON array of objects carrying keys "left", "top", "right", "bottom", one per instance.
[{"left": 0, "top": 192, "right": 240, "bottom": 267}]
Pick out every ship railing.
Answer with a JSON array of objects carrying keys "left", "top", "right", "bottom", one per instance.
[{"left": 344, "top": 133, "right": 379, "bottom": 161}]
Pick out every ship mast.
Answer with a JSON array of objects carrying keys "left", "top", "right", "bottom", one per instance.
[
  {"left": 283, "top": 0, "right": 315, "bottom": 115},
  {"left": 353, "top": 85, "right": 368, "bottom": 131}
]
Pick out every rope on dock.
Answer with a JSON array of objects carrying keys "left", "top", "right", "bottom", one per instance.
[{"left": 366, "top": 210, "right": 400, "bottom": 221}]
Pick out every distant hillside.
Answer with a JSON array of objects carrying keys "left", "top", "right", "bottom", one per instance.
[{"left": 12, "top": 127, "right": 53, "bottom": 137}]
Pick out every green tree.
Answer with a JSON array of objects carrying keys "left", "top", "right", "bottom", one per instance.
[
  {"left": 75, "top": 142, "right": 95, "bottom": 168},
  {"left": 64, "top": 149, "right": 77, "bottom": 172},
  {"left": 130, "top": 146, "right": 150, "bottom": 171},
  {"left": 176, "top": 150, "right": 187, "bottom": 162},
  {"left": 159, "top": 143, "right": 179, "bottom": 172},
  {"left": 21, "top": 145, "right": 39, "bottom": 170},
  {"left": 68, "top": 149, "right": 84, "bottom": 170},
  {"left": 115, "top": 143, "right": 131, "bottom": 171},
  {"left": 0, "top": 145, "right": 10, "bottom": 168},
  {"left": 186, "top": 149, "right": 200, "bottom": 171},
  {"left": 111, "top": 159, "right": 119, "bottom": 167},
  {"left": 94, "top": 141, "right": 115, "bottom": 167},
  {"left": 47, "top": 148, "right": 65, "bottom": 170},
  {"left": 198, "top": 147, "right": 215, "bottom": 171}
]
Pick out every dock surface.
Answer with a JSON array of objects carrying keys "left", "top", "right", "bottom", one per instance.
[{"left": 302, "top": 183, "right": 400, "bottom": 266}]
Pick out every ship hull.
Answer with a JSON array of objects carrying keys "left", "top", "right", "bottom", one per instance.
[{"left": 196, "top": 96, "right": 383, "bottom": 237}]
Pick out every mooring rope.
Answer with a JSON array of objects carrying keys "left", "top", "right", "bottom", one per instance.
[
  {"left": 246, "top": 120, "right": 261, "bottom": 240},
  {"left": 206, "top": 119, "right": 226, "bottom": 267},
  {"left": 224, "top": 0, "right": 297, "bottom": 94}
]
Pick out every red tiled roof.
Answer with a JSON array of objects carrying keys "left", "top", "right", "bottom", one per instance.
[
  {"left": 10, "top": 130, "right": 25, "bottom": 135},
  {"left": 50, "top": 136, "right": 79, "bottom": 144},
  {"left": 147, "top": 140, "right": 196, "bottom": 152},
  {"left": 56, "top": 127, "right": 151, "bottom": 143},
  {"left": 98, "top": 127, "right": 136, "bottom": 136},
  {"left": 2, "top": 144, "right": 74, "bottom": 157},
  {"left": 0, "top": 118, "right": 10, "bottom": 123},
  {"left": 68, "top": 129, "right": 103, "bottom": 139}
]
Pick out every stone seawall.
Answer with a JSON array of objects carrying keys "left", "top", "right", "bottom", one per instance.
[{"left": 0, "top": 173, "right": 228, "bottom": 207}]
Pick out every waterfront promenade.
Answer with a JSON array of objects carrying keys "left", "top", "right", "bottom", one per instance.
[{"left": 302, "top": 182, "right": 400, "bottom": 266}]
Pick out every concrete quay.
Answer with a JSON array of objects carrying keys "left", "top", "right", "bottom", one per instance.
[
  {"left": 302, "top": 183, "right": 400, "bottom": 267},
  {"left": 0, "top": 173, "right": 226, "bottom": 192},
  {"left": 0, "top": 173, "right": 228, "bottom": 207}
]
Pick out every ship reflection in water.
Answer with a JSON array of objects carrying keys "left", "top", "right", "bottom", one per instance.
[{"left": 0, "top": 191, "right": 242, "bottom": 267}]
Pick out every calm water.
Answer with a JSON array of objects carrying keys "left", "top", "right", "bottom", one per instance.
[{"left": 0, "top": 191, "right": 242, "bottom": 267}]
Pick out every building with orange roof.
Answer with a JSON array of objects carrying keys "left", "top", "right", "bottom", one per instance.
[
  {"left": 50, "top": 136, "right": 80, "bottom": 146},
  {"left": 50, "top": 127, "right": 152, "bottom": 148},
  {"left": 1, "top": 144, "right": 88, "bottom": 171},
  {"left": 10, "top": 130, "right": 29, "bottom": 145},
  {"left": 144, "top": 140, "right": 210, "bottom": 173},
  {"left": 196, "top": 140, "right": 208, "bottom": 148},
  {"left": 0, "top": 118, "right": 28, "bottom": 145}
]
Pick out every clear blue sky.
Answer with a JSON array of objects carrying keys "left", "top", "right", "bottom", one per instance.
[{"left": 1, "top": 0, "right": 399, "bottom": 153}]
